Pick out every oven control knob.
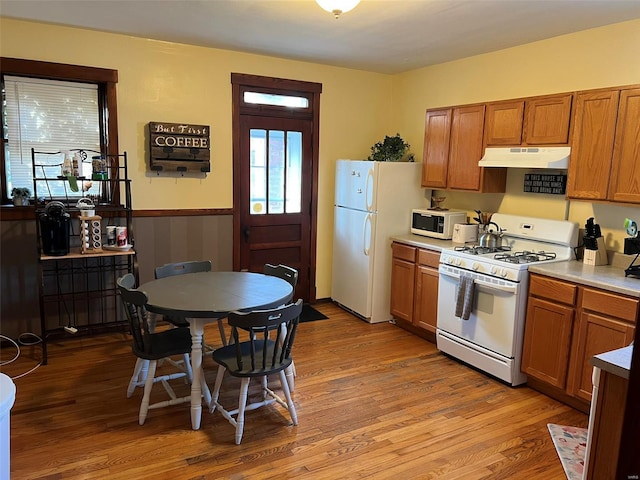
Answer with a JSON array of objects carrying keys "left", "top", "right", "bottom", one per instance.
[
  {"left": 500, "top": 269, "right": 508, "bottom": 278},
  {"left": 490, "top": 266, "right": 498, "bottom": 274},
  {"left": 455, "top": 258, "right": 462, "bottom": 266},
  {"left": 472, "top": 262, "right": 480, "bottom": 271}
]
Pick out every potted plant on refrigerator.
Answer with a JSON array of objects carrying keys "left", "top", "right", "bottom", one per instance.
[{"left": 367, "top": 133, "right": 414, "bottom": 162}]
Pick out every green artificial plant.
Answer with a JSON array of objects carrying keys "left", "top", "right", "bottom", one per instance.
[{"left": 367, "top": 133, "right": 414, "bottom": 162}]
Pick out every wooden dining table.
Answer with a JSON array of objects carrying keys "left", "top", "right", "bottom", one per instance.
[{"left": 138, "top": 271, "right": 294, "bottom": 430}]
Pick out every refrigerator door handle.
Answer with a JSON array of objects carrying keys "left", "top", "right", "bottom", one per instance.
[
  {"left": 363, "top": 213, "right": 372, "bottom": 256},
  {"left": 365, "top": 168, "right": 375, "bottom": 212}
]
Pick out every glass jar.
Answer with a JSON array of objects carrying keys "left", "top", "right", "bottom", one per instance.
[{"left": 91, "top": 155, "right": 108, "bottom": 180}]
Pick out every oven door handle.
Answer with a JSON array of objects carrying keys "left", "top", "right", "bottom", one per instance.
[{"left": 439, "top": 268, "right": 518, "bottom": 294}]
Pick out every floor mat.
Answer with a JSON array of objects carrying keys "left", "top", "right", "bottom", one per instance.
[
  {"left": 299, "top": 304, "right": 328, "bottom": 323},
  {"left": 547, "top": 423, "right": 588, "bottom": 480}
]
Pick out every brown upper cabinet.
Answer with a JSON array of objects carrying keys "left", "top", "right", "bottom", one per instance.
[
  {"left": 421, "top": 109, "right": 452, "bottom": 189},
  {"left": 567, "top": 86, "right": 640, "bottom": 204},
  {"left": 608, "top": 88, "right": 640, "bottom": 204},
  {"left": 423, "top": 84, "right": 638, "bottom": 203},
  {"left": 484, "top": 93, "right": 573, "bottom": 146},
  {"left": 484, "top": 100, "right": 524, "bottom": 145},
  {"left": 422, "top": 105, "right": 506, "bottom": 192},
  {"left": 567, "top": 89, "right": 619, "bottom": 200}
]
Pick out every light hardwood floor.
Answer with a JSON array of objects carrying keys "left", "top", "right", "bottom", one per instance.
[{"left": 2, "top": 302, "right": 586, "bottom": 479}]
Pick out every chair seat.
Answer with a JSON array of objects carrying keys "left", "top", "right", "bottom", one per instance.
[
  {"left": 213, "top": 340, "right": 292, "bottom": 377},
  {"left": 135, "top": 323, "right": 192, "bottom": 360}
]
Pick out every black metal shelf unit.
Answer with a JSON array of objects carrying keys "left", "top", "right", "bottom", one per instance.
[{"left": 32, "top": 149, "right": 138, "bottom": 364}]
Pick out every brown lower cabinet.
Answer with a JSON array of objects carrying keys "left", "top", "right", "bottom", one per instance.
[
  {"left": 390, "top": 242, "right": 440, "bottom": 340},
  {"left": 586, "top": 368, "right": 628, "bottom": 480},
  {"left": 522, "top": 273, "right": 637, "bottom": 408}
]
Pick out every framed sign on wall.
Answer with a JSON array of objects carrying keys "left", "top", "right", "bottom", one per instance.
[
  {"left": 148, "top": 122, "right": 210, "bottom": 173},
  {"left": 523, "top": 173, "right": 567, "bottom": 195}
]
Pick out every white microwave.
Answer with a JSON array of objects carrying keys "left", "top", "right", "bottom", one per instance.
[{"left": 411, "top": 208, "right": 467, "bottom": 239}]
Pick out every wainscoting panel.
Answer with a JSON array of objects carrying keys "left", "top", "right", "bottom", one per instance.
[
  {"left": 133, "top": 214, "right": 233, "bottom": 284},
  {"left": 0, "top": 214, "right": 234, "bottom": 340}
]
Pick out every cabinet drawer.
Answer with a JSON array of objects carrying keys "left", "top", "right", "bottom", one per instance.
[
  {"left": 392, "top": 243, "right": 416, "bottom": 262},
  {"left": 417, "top": 248, "right": 440, "bottom": 268},
  {"left": 529, "top": 274, "right": 577, "bottom": 305},
  {"left": 581, "top": 287, "right": 639, "bottom": 323}
]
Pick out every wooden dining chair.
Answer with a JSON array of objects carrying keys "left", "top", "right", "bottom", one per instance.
[
  {"left": 118, "top": 273, "right": 195, "bottom": 425},
  {"left": 209, "top": 299, "right": 303, "bottom": 444},
  {"left": 263, "top": 263, "right": 298, "bottom": 293}
]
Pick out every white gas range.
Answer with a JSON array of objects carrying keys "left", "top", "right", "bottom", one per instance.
[{"left": 436, "top": 213, "right": 579, "bottom": 386}]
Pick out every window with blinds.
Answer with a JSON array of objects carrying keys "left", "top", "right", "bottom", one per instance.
[{"left": 3, "top": 76, "right": 101, "bottom": 198}]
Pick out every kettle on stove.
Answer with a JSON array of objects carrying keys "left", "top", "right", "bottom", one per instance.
[{"left": 478, "top": 221, "right": 504, "bottom": 249}]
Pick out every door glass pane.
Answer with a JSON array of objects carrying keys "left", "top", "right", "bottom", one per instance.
[
  {"left": 243, "top": 92, "right": 308, "bottom": 108},
  {"left": 250, "top": 128, "right": 303, "bottom": 215},
  {"left": 286, "top": 131, "right": 302, "bottom": 213},
  {"left": 249, "top": 129, "right": 266, "bottom": 215},
  {"left": 268, "top": 130, "right": 285, "bottom": 214}
]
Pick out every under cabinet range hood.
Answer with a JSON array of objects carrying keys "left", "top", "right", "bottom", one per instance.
[{"left": 479, "top": 146, "right": 570, "bottom": 169}]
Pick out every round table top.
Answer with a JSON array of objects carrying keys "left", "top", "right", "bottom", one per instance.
[{"left": 138, "top": 271, "right": 294, "bottom": 318}]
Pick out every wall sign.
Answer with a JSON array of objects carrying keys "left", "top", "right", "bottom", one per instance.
[
  {"left": 523, "top": 173, "right": 567, "bottom": 195},
  {"left": 148, "top": 122, "right": 210, "bottom": 173}
]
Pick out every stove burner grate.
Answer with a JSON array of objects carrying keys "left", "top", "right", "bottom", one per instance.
[
  {"left": 454, "top": 245, "right": 511, "bottom": 255},
  {"left": 494, "top": 250, "right": 557, "bottom": 264}
]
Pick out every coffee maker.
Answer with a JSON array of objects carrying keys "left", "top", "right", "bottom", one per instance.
[{"left": 39, "top": 201, "right": 70, "bottom": 256}]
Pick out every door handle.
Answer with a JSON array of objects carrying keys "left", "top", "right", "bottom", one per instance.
[{"left": 244, "top": 227, "right": 250, "bottom": 238}]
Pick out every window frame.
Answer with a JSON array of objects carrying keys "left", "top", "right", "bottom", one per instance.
[{"left": 1, "top": 57, "right": 119, "bottom": 206}]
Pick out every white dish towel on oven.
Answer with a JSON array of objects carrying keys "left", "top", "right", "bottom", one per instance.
[{"left": 455, "top": 274, "right": 475, "bottom": 320}]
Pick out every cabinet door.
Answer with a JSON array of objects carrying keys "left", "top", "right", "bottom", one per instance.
[
  {"left": 390, "top": 257, "right": 416, "bottom": 322},
  {"left": 523, "top": 93, "right": 572, "bottom": 145},
  {"left": 567, "top": 311, "right": 635, "bottom": 401},
  {"left": 484, "top": 100, "right": 524, "bottom": 146},
  {"left": 521, "top": 297, "right": 575, "bottom": 388},
  {"left": 447, "top": 105, "right": 485, "bottom": 190},
  {"left": 422, "top": 109, "right": 452, "bottom": 188},
  {"left": 413, "top": 264, "right": 439, "bottom": 334},
  {"left": 413, "top": 249, "right": 440, "bottom": 334},
  {"left": 567, "top": 89, "right": 619, "bottom": 200},
  {"left": 608, "top": 88, "right": 640, "bottom": 204}
]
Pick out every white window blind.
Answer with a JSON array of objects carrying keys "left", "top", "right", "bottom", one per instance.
[{"left": 4, "top": 75, "right": 101, "bottom": 198}]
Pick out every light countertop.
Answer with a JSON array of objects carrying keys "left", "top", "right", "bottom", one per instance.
[
  {"left": 591, "top": 345, "right": 633, "bottom": 379},
  {"left": 529, "top": 256, "right": 640, "bottom": 298},
  {"left": 390, "top": 234, "right": 461, "bottom": 252}
]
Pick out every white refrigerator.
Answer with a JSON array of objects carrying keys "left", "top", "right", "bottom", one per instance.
[{"left": 331, "top": 159, "right": 426, "bottom": 323}]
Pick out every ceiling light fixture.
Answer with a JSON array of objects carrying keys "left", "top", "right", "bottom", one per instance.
[{"left": 316, "top": 0, "right": 361, "bottom": 19}]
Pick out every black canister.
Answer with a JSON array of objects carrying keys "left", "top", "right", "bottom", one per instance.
[{"left": 39, "top": 201, "right": 70, "bottom": 256}]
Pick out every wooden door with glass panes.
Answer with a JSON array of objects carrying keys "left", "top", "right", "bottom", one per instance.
[{"left": 239, "top": 115, "right": 312, "bottom": 302}]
